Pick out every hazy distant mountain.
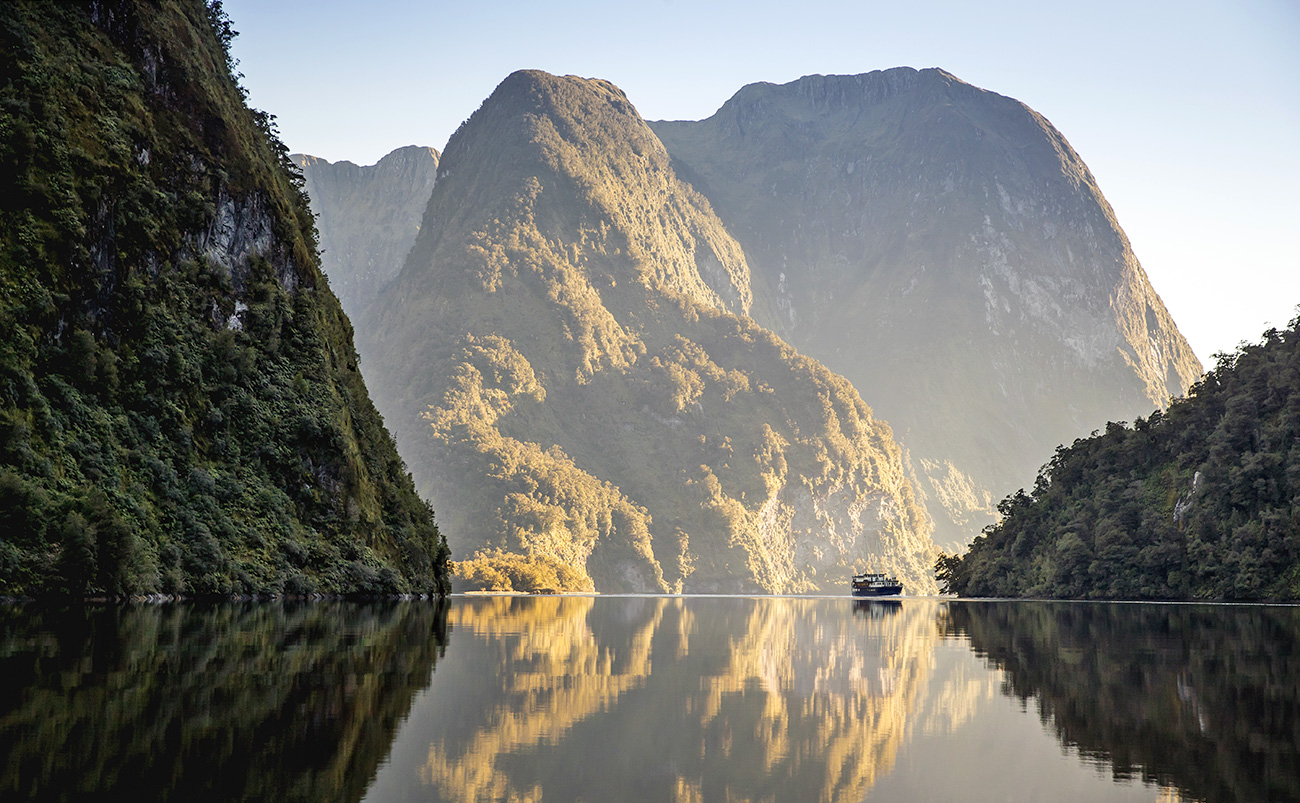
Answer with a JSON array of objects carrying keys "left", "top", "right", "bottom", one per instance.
[
  {"left": 358, "top": 70, "right": 938, "bottom": 593},
  {"left": 292, "top": 146, "right": 439, "bottom": 319},
  {"left": 652, "top": 68, "right": 1202, "bottom": 550}
]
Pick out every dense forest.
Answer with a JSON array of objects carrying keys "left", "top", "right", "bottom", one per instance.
[
  {"left": 0, "top": 1, "right": 448, "bottom": 597},
  {"left": 941, "top": 316, "right": 1300, "bottom": 600}
]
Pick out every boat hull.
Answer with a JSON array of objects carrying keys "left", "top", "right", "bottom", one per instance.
[{"left": 851, "top": 585, "right": 902, "bottom": 597}]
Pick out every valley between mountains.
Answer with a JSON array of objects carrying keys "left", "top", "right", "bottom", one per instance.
[{"left": 297, "top": 68, "right": 1200, "bottom": 594}]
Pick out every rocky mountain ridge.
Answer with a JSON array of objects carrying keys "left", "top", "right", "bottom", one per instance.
[
  {"left": 297, "top": 67, "right": 1204, "bottom": 589},
  {"left": 357, "top": 70, "right": 938, "bottom": 593},
  {"left": 651, "top": 68, "right": 1202, "bottom": 548}
]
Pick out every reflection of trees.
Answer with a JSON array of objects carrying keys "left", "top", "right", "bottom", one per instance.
[
  {"left": 943, "top": 602, "right": 1300, "bottom": 803},
  {"left": 0, "top": 601, "right": 447, "bottom": 802},
  {"left": 420, "top": 597, "right": 940, "bottom": 802}
]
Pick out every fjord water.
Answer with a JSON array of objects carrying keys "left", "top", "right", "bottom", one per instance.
[{"left": 2, "top": 599, "right": 1296, "bottom": 802}]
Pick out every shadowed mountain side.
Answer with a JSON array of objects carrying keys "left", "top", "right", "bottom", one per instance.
[
  {"left": 292, "top": 146, "right": 439, "bottom": 320},
  {"left": 359, "top": 70, "right": 937, "bottom": 593},
  {"left": 0, "top": 601, "right": 449, "bottom": 802},
  {"left": 652, "top": 68, "right": 1202, "bottom": 550},
  {"left": 0, "top": 1, "right": 447, "bottom": 596}
]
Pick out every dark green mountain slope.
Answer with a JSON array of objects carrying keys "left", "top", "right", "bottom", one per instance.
[
  {"left": 944, "top": 318, "right": 1300, "bottom": 600},
  {"left": 652, "top": 69, "right": 1201, "bottom": 551},
  {"left": 360, "top": 70, "right": 937, "bottom": 594},
  {"left": 0, "top": 1, "right": 448, "bottom": 596}
]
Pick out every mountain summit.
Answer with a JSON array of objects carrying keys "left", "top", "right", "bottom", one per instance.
[
  {"left": 652, "top": 68, "right": 1202, "bottom": 548},
  {"left": 359, "top": 70, "right": 938, "bottom": 593}
]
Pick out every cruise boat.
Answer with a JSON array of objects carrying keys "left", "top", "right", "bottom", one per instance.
[{"left": 851, "top": 572, "right": 903, "bottom": 597}]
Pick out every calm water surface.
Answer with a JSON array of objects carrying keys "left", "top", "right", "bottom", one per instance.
[{"left": 1, "top": 597, "right": 1296, "bottom": 802}]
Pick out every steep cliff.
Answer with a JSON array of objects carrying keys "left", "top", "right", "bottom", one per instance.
[
  {"left": 652, "top": 69, "right": 1202, "bottom": 549},
  {"left": 0, "top": 1, "right": 448, "bottom": 596},
  {"left": 359, "top": 70, "right": 937, "bottom": 593},
  {"left": 293, "top": 146, "right": 439, "bottom": 319}
]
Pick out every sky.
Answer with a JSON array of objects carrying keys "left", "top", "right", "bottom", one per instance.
[{"left": 224, "top": 0, "right": 1299, "bottom": 368}]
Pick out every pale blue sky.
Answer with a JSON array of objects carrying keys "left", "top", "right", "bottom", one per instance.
[{"left": 225, "top": 0, "right": 1299, "bottom": 368}]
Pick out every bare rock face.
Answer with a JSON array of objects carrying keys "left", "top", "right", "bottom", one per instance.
[
  {"left": 357, "top": 70, "right": 938, "bottom": 593},
  {"left": 652, "top": 68, "right": 1202, "bottom": 550},
  {"left": 293, "top": 146, "right": 439, "bottom": 319}
]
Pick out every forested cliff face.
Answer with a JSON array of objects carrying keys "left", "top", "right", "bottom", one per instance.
[
  {"left": 652, "top": 69, "right": 1202, "bottom": 550},
  {"left": 359, "top": 70, "right": 938, "bottom": 594},
  {"left": 0, "top": 1, "right": 448, "bottom": 596},
  {"left": 943, "top": 319, "right": 1300, "bottom": 601},
  {"left": 292, "top": 146, "right": 439, "bottom": 320}
]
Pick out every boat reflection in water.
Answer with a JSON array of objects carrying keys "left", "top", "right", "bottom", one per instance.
[
  {"left": 4, "top": 597, "right": 1286, "bottom": 802},
  {"left": 853, "top": 598, "right": 903, "bottom": 619}
]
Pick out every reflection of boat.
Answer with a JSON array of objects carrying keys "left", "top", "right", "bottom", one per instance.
[
  {"left": 852, "top": 598, "right": 902, "bottom": 618},
  {"left": 852, "top": 573, "right": 903, "bottom": 597}
]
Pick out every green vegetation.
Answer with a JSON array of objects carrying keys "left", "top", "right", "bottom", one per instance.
[
  {"left": 455, "top": 548, "right": 594, "bottom": 593},
  {"left": 360, "top": 71, "right": 937, "bottom": 594},
  {"left": 943, "top": 317, "right": 1300, "bottom": 600},
  {"left": 0, "top": 1, "right": 447, "bottom": 596}
]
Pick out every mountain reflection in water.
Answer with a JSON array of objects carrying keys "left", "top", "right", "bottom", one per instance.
[
  {"left": 2, "top": 598, "right": 1293, "bottom": 802},
  {"left": 942, "top": 601, "right": 1300, "bottom": 803},
  {"left": 0, "top": 601, "right": 447, "bottom": 802},
  {"left": 376, "top": 596, "right": 937, "bottom": 803},
  {"left": 369, "top": 597, "right": 1297, "bottom": 803}
]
